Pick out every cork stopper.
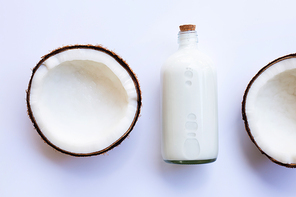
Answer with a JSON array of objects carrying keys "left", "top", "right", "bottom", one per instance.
[{"left": 179, "top": 24, "right": 196, "bottom": 32}]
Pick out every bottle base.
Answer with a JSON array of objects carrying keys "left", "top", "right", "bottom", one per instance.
[{"left": 164, "top": 158, "right": 216, "bottom": 165}]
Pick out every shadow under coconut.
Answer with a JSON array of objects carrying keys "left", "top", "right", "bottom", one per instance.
[
  {"left": 238, "top": 111, "right": 296, "bottom": 189},
  {"left": 28, "top": 117, "right": 135, "bottom": 178}
]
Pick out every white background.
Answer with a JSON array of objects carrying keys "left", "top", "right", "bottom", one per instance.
[{"left": 1, "top": 0, "right": 296, "bottom": 196}]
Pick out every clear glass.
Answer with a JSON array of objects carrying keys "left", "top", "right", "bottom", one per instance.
[
  {"left": 161, "top": 30, "right": 218, "bottom": 165},
  {"left": 164, "top": 158, "right": 217, "bottom": 165}
]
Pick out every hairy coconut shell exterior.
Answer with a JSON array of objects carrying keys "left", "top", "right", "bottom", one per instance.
[
  {"left": 27, "top": 45, "right": 142, "bottom": 157},
  {"left": 242, "top": 53, "right": 296, "bottom": 168}
]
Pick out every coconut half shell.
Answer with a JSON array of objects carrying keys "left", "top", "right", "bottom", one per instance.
[
  {"left": 27, "top": 45, "right": 142, "bottom": 156},
  {"left": 242, "top": 53, "right": 296, "bottom": 168}
]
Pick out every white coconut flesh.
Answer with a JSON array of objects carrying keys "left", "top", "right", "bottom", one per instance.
[
  {"left": 245, "top": 57, "right": 296, "bottom": 165},
  {"left": 29, "top": 48, "right": 138, "bottom": 154}
]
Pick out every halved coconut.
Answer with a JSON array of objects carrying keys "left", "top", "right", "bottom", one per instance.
[
  {"left": 27, "top": 45, "right": 142, "bottom": 156},
  {"left": 242, "top": 54, "right": 296, "bottom": 167}
]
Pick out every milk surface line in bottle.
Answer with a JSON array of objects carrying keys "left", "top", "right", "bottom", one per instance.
[{"left": 161, "top": 24, "right": 218, "bottom": 164}]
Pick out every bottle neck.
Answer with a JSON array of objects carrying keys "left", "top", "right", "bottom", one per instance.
[{"left": 178, "top": 30, "right": 198, "bottom": 49}]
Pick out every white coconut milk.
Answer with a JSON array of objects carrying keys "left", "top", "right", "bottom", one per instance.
[{"left": 161, "top": 25, "right": 218, "bottom": 164}]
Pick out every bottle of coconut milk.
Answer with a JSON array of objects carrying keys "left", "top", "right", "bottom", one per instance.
[{"left": 161, "top": 24, "right": 218, "bottom": 164}]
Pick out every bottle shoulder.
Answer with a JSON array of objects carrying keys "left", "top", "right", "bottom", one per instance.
[{"left": 162, "top": 48, "right": 215, "bottom": 74}]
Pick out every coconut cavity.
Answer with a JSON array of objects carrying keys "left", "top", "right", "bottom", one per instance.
[
  {"left": 243, "top": 55, "right": 296, "bottom": 167},
  {"left": 27, "top": 45, "right": 141, "bottom": 156}
]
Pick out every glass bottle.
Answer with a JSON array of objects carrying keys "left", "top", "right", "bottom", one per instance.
[{"left": 161, "top": 24, "right": 218, "bottom": 164}]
